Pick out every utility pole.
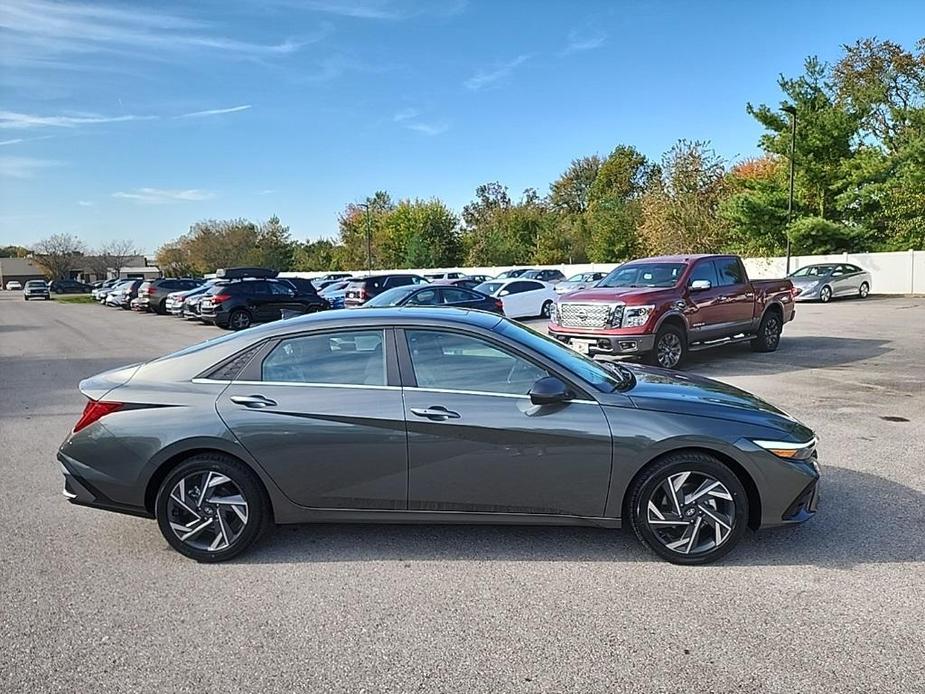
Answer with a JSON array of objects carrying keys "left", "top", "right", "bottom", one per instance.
[{"left": 782, "top": 104, "right": 797, "bottom": 275}]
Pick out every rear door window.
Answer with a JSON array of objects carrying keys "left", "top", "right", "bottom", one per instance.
[
  {"left": 441, "top": 288, "right": 478, "bottom": 304},
  {"left": 261, "top": 330, "right": 386, "bottom": 385},
  {"left": 407, "top": 288, "right": 439, "bottom": 305},
  {"left": 714, "top": 258, "right": 746, "bottom": 286}
]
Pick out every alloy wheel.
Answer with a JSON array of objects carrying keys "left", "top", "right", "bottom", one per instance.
[
  {"left": 541, "top": 301, "right": 553, "bottom": 318},
  {"left": 859, "top": 282, "right": 869, "bottom": 298},
  {"left": 820, "top": 286, "right": 831, "bottom": 303},
  {"left": 166, "top": 471, "right": 249, "bottom": 552},
  {"left": 645, "top": 471, "right": 736, "bottom": 555},
  {"left": 230, "top": 311, "right": 251, "bottom": 330},
  {"left": 764, "top": 316, "right": 781, "bottom": 349},
  {"left": 656, "top": 333, "right": 682, "bottom": 368}
]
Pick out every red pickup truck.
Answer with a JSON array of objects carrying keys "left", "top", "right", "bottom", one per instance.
[{"left": 548, "top": 254, "right": 795, "bottom": 369}]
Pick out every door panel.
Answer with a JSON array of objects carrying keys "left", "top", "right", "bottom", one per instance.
[
  {"left": 712, "top": 258, "right": 755, "bottom": 334},
  {"left": 400, "top": 328, "right": 613, "bottom": 516},
  {"left": 216, "top": 329, "right": 408, "bottom": 509}
]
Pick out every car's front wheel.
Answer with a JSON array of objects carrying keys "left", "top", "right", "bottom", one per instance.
[
  {"left": 858, "top": 282, "right": 869, "bottom": 299},
  {"left": 628, "top": 451, "right": 748, "bottom": 565},
  {"left": 646, "top": 324, "right": 686, "bottom": 369},
  {"left": 155, "top": 454, "right": 270, "bottom": 562},
  {"left": 819, "top": 285, "right": 832, "bottom": 303}
]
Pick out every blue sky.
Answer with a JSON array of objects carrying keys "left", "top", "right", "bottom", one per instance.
[{"left": 1, "top": 0, "right": 923, "bottom": 252}]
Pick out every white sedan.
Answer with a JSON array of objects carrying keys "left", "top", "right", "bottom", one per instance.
[
  {"left": 6, "top": 281, "right": 23, "bottom": 290},
  {"left": 474, "top": 278, "right": 558, "bottom": 319}
]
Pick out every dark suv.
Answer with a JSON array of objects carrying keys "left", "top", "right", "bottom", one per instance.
[
  {"left": 522, "top": 269, "right": 566, "bottom": 283},
  {"left": 199, "top": 278, "right": 329, "bottom": 330},
  {"left": 344, "top": 274, "right": 429, "bottom": 307},
  {"left": 136, "top": 278, "right": 203, "bottom": 314},
  {"left": 49, "top": 279, "right": 92, "bottom": 294}
]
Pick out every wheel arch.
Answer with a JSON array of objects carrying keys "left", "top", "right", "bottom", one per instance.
[
  {"left": 144, "top": 444, "right": 276, "bottom": 522},
  {"left": 621, "top": 445, "right": 762, "bottom": 530},
  {"left": 654, "top": 310, "right": 688, "bottom": 336}
]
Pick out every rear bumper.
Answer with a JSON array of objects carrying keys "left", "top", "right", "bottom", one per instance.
[
  {"left": 548, "top": 327, "right": 656, "bottom": 356},
  {"left": 58, "top": 452, "right": 151, "bottom": 518}
]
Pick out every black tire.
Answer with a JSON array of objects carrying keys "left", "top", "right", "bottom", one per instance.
[
  {"left": 645, "top": 324, "right": 686, "bottom": 369},
  {"left": 819, "top": 285, "right": 832, "bottom": 303},
  {"left": 23, "top": 297, "right": 28, "bottom": 301},
  {"left": 750, "top": 309, "right": 783, "bottom": 352},
  {"left": 155, "top": 298, "right": 168, "bottom": 315},
  {"left": 627, "top": 451, "right": 749, "bottom": 565},
  {"left": 858, "top": 282, "right": 869, "bottom": 299},
  {"left": 540, "top": 300, "right": 554, "bottom": 319},
  {"left": 155, "top": 453, "right": 270, "bottom": 562},
  {"left": 228, "top": 309, "right": 252, "bottom": 331}
]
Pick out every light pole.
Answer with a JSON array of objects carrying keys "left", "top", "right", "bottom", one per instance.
[
  {"left": 356, "top": 201, "right": 372, "bottom": 275},
  {"left": 782, "top": 104, "right": 797, "bottom": 274}
]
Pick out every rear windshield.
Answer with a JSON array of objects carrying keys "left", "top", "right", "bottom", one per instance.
[
  {"left": 364, "top": 285, "right": 417, "bottom": 306},
  {"left": 475, "top": 281, "right": 504, "bottom": 295}
]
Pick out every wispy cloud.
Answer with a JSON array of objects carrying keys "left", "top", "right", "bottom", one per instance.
[
  {"left": 0, "top": 137, "right": 24, "bottom": 146},
  {"left": 0, "top": 155, "right": 61, "bottom": 178},
  {"left": 464, "top": 54, "right": 530, "bottom": 91},
  {"left": 287, "top": 0, "right": 467, "bottom": 20},
  {"left": 393, "top": 108, "right": 419, "bottom": 122},
  {"left": 177, "top": 104, "right": 252, "bottom": 119},
  {"left": 0, "top": 109, "right": 155, "bottom": 130},
  {"left": 257, "top": 189, "right": 276, "bottom": 195},
  {"left": 112, "top": 187, "right": 214, "bottom": 204},
  {"left": 0, "top": 0, "right": 317, "bottom": 70},
  {"left": 560, "top": 28, "right": 607, "bottom": 55},
  {"left": 77, "top": 200, "right": 93, "bottom": 207},
  {"left": 405, "top": 121, "right": 449, "bottom": 136}
]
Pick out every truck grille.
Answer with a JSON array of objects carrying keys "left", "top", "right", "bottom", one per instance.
[{"left": 557, "top": 303, "right": 622, "bottom": 329}]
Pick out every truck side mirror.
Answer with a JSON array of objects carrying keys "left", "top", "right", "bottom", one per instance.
[{"left": 690, "top": 279, "right": 712, "bottom": 291}]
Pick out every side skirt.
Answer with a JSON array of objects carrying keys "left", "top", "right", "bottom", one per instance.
[{"left": 274, "top": 507, "right": 622, "bottom": 529}]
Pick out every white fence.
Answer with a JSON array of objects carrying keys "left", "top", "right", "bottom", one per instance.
[{"left": 281, "top": 250, "right": 925, "bottom": 295}]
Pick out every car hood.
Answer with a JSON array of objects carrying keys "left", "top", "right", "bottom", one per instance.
[
  {"left": 624, "top": 364, "right": 813, "bottom": 439},
  {"left": 559, "top": 286, "right": 674, "bottom": 304}
]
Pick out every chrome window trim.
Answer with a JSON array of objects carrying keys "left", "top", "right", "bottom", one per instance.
[
  {"left": 230, "top": 380, "right": 400, "bottom": 391},
  {"left": 406, "top": 386, "right": 597, "bottom": 404}
]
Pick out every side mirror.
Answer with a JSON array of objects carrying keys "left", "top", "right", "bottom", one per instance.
[
  {"left": 832, "top": 272, "right": 843, "bottom": 276},
  {"left": 690, "top": 279, "right": 712, "bottom": 291},
  {"left": 499, "top": 290, "right": 510, "bottom": 297},
  {"left": 529, "top": 376, "right": 573, "bottom": 406}
]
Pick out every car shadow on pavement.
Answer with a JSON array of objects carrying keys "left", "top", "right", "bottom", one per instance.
[
  {"left": 683, "top": 336, "right": 892, "bottom": 377},
  {"left": 236, "top": 466, "right": 923, "bottom": 569}
]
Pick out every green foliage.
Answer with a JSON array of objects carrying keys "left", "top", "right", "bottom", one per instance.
[
  {"left": 788, "top": 217, "right": 861, "bottom": 254},
  {"left": 0, "top": 245, "right": 30, "bottom": 258},
  {"left": 294, "top": 239, "right": 340, "bottom": 271},
  {"left": 719, "top": 156, "right": 790, "bottom": 255}
]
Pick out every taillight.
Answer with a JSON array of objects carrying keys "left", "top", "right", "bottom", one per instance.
[
  {"left": 211, "top": 293, "right": 230, "bottom": 303},
  {"left": 494, "top": 298, "right": 504, "bottom": 312},
  {"left": 359, "top": 288, "right": 368, "bottom": 300},
  {"left": 146, "top": 286, "right": 156, "bottom": 294},
  {"left": 73, "top": 400, "right": 123, "bottom": 433}
]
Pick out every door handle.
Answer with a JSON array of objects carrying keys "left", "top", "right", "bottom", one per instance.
[
  {"left": 410, "top": 406, "right": 461, "bottom": 421},
  {"left": 230, "top": 394, "right": 278, "bottom": 408}
]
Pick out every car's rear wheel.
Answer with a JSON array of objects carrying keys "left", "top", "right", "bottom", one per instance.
[
  {"left": 750, "top": 310, "right": 782, "bottom": 352},
  {"left": 228, "top": 309, "right": 252, "bottom": 330},
  {"left": 646, "top": 324, "right": 686, "bottom": 369},
  {"left": 858, "top": 282, "right": 870, "bottom": 299},
  {"left": 156, "top": 299, "right": 168, "bottom": 315},
  {"left": 819, "top": 285, "right": 832, "bottom": 303},
  {"left": 628, "top": 451, "right": 748, "bottom": 565},
  {"left": 541, "top": 300, "right": 554, "bottom": 318},
  {"left": 155, "top": 454, "right": 270, "bottom": 562}
]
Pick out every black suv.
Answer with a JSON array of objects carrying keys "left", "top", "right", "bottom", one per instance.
[
  {"left": 344, "top": 274, "right": 429, "bottom": 307},
  {"left": 199, "top": 278, "right": 329, "bottom": 330},
  {"left": 49, "top": 279, "right": 92, "bottom": 294},
  {"left": 521, "top": 269, "right": 566, "bottom": 283},
  {"left": 136, "top": 277, "right": 203, "bottom": 314}
]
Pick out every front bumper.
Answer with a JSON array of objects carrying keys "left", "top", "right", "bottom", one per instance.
[
  {"left": 548, "top": 327, "right": 656, "bottom": 357},
  {"left": 792, "top": 285, "right": 821, "bottom": 301},
  {"left": 25, "top": 291, "right": 49, "bottom": 299}
]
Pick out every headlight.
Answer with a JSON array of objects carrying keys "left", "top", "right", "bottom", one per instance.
[
  {"left": 752, "top": 438, "right": 817, "bottom": 460},
  {"left": 622, "top": 305, "right": 655, "bottom": 328},
  {"left": 549, "top": 302, "right": 559, "bottom": 322}
]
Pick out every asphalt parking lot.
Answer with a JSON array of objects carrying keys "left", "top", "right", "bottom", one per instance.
[{"left": 1, "top": 293, "right": 923, "bottom": 693}]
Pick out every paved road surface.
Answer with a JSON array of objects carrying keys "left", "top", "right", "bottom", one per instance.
[{"left": 1, "top": 294, "right": 923, "bottom": 692}]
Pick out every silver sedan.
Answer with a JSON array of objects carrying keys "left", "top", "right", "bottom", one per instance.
[{"left": 789, "top": 263, "right": 871, "bottom": 303}]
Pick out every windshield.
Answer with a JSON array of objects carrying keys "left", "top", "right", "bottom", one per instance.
[
  {"left": 791, "top": 265, "right": 834, "bottom": 277},
  {"left": 363, "top": 285, "right": 417, "bottom": 307},
  {"left": 499, "top": 320, "right": 629, "bottom": 393},
  {"left": 475, "top": 281, "right": 504, "bottom": 296},
  {"left": 599, "top": 263, "right": 686, "bottom": 288},
  {"left": 26, "top": 280, "right": 46, "bottom": 287}
]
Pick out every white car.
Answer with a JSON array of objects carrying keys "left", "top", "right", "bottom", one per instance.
[
  {"left": 473, "top": 278, "right": 558, "bottom": 319},
  {"left": 5, "top": 281, "right": 22, "bottom": 290}
]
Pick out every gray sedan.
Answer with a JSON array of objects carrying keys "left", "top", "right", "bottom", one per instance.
[
  {"left": 59, "top": 308, "right": 819, "bottom": 565},
  {"left": 790, "top": 263, "right": 871, "bottom": 303}
]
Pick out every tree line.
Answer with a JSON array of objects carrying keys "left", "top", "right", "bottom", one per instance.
[{"left": 12, "top": 36, "right": 923, "bottom": 277}]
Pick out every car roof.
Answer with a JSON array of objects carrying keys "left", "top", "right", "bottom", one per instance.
[
  {"left": 259, "top": 306, "right": 503, "bottom": 336},
  {"left": 624, "top": 254, "right": 738, "bottom": 264}
]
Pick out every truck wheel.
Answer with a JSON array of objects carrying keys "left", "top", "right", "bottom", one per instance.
[
  {"left": 646, "top": 325, "right": 686, "bottom": 370},
  {"left": 751, "top": 310, "right": 782, "bottom": 352}
]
